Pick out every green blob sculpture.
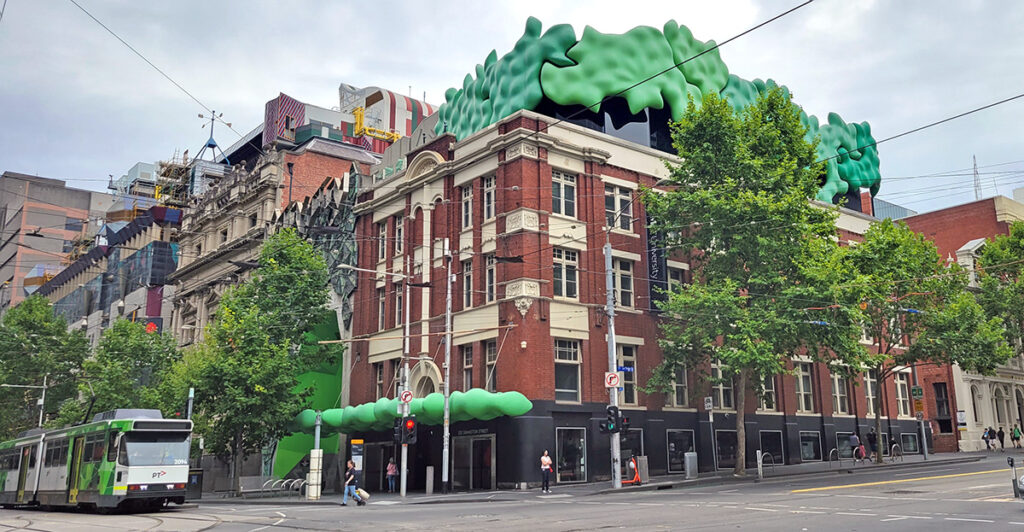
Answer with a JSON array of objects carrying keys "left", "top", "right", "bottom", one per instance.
[
  {"left": 434, "top": 18, "right": 882, "bottom": 204},
  {"left": 291, "top": 389, "right": 534, "bottom": 434}
]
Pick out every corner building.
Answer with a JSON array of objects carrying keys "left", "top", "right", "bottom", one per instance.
[{"left": 346, "top": 110, "right": 923, "bottom": 491}]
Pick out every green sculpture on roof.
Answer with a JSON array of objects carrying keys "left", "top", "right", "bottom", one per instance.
[
  {"left": 291, "top": 389, "right": 533, "bottom": 434},
  {"left": 434, "top": 18, "right": 881, "bottom": 203}
]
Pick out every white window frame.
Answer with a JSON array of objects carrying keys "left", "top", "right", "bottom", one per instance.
[
  {"left": 831, "top": 372, "right": 849, "bottom": 415},
  {"left": 461, "top": 345, "right": 473, "bottom": 392},
  {"left": 667, "top": 267, "right": 687, "bottom": 290},
  {"left": 605, "top": 185, "right": 632, "bottom": 231},
  {"left": 613, "top": 259, "right": 634, "bottom": 308},
  {"left": 617, "top": 345, "right": 638, "bottom": 406},
  {"left": 483, "top": 176, "right": 496, "bottom": 220},
  {"left": 485, "top": 340, "right": 497, "bottom": 393},
  {"left": 485, "top": 254, "right": 496, "bottom": 303},
  {"left": 553, "top": 248, "right": 578, "bottom": 299},
  {"left": 374, "top": 363, "right": 384, "bottom": 400},
  {"left": 377, "top": 287, "right": 386, "bottom": 330},
  {"left": 462, "top": 259, "right": 473, "bottom": 309},
  {"left": 554, "top": 339, "right": 581, "bottom": 403},
  {"left": 895, "top": 372, "right": 911, "bottom": 417},
  {"left": 865, "top": 369, "right": 879, "bottom": 416},
  {"left": 552, "top": 171, "right": 576, "bottom": 218},
  {"left": 395, "top": 286, "right": 404, "bottom": 326},
  {"left": 461, "top": 185, "right": 473, "bottom": 229},
  {"left": 376, "top": 221, "right": 387, "bottom": 261},
  {"left": 671, "top": 367, "right": 688, "bottom": 408},
  {"left": 394, "top": 215, "right": 403, "bottom": 254},
  {"left": 760, "top": 375, "right": 777, "bottom": 411},
  {"left": 711, "top": 360, "right": 734, "bottom": 410},
  {"left": 796, "top": 362, "right": 814, "bottom": 413}
]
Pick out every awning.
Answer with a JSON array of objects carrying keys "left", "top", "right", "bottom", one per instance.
[{"left": 291, "top": 388, "right": 532, "bottom": 434}]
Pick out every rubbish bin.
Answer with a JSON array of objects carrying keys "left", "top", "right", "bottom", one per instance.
[
  {"left": 636, "top": 456, "right": 650, "bottom": 484},
  {"left": 186, "top": 469, "right": 203, "bottom": 500},
  {"left": 684, "top": 452, "right": 698, "bottom": 480}
]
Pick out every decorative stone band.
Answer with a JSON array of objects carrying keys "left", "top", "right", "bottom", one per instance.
[
  {"left": 504, "top": 208, "right": 541, "bottom": 234},
  {"left": 505, "top": 278, "right": 541, "bottom": 316},
  {"left": 291, "top": 389, "right": 533, "bottom": 434},
  {"left": 505, "top": 142, "right": 539, "bottom": 162}
]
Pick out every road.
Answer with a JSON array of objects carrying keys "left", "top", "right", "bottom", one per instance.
[{"left": 2, "top": 458, "right": 1023, "bottom": 530}]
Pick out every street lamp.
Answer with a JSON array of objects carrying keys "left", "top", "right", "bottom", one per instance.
[{"left": 1, "top": 375, "right": 51, "bottom": 427}]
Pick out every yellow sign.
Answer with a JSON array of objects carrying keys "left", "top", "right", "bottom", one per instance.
[
  {"left": 913, "top": 398, "right": 925, "bottom": 413},
  {"left": 350, "top": 439, "right": 364, "bottom": 445}
]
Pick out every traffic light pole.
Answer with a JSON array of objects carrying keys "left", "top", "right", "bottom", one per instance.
[
  {"left": 400, "top": 246, "right": 412, "bottom": 497},
  {"left": 604, "top": 239, "right": 622, "bottom": 490},
  {"left": 441, "top": 238, "right": 453, "bottom": 494}
]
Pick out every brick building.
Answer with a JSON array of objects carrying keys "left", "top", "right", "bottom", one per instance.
[
  {"left": 904, "top": 195, "right": 1024, "bottom": 451},
  {"left": 341, "top": 108, "right": 924, "bottom": 491}
]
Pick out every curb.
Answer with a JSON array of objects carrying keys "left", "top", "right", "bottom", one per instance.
[{"left": 189, "top": 497, "right": 341, "bottom": 506}]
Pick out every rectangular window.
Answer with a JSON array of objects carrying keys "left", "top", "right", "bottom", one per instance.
[
  {"left": 889, "top": 317, "right": 904, "bottom": 346},
  {"left": 796, "top": 363, "right": 814, "bottom": 413},
  {"left": 377, "top": 287, "right": 386, "bottom": 330},
  {"left": 895, "top": 372, "right": 911, "bottom": 417},
  {"left": 552, "top": 171, "right": 576, "bottom": 218},
  {"left": 65, "top": 217, "right": 84, "bottom": 232},
  {"left": 461, "top": 185, "right": 473, "bottom": 229},
  {"left": 832, "top": 372, "right": 849, "bottom": 414},
  {"left": 461, "top": 345, "right": 473, "bottom": 391},
  {"left": 618, "top": 345, "right": 637, "bottom": 406},
  {"left": 759, "top": 431, "right": 784, "bottom": 464},
  {"left": 667, "top": 267, "right": 688, "bottom": 290},
  {"left": 485, "top": 254, "right": 496, "bottom": 303},
  {"left": 667, "top": 430, "right": 695, "bottom": 474},
  {"left": 249, "top": 213, "right": 258, "bottom": 228},
  {"left": 901, "top": 433, "right": 920, "bottom": 454},
  {"left": 374, "top": 363, "right": 384, "bottom": 400},
  {"left": 555, "top": 427, "right": 586, "bottom": 483},
  {"left": 483, "top": 176, "right": 496, "bottom": 220},
  {"left": 865, "top": 370, "right": 878, "bottom": 416},
  {"left": 462, "top": 259, "right": 473, "bottom": 308},
  {"left": 933, "top": 382, "right": 952, "bottom": 433},
  {"left": 613, "top": 259, "right": 634, "bottom": 308},
  {"left": 711, "top": 361, "right": 734, "bottom": 409},
  {"left": 394, "top": 216, "right": 403, "bottom": 254},
  {"left": 219, "top": 228, "right": 228, "bottom": 244},
  {"left": 485, "top": 340, "right": 497, "bottom": 392},
  {"left": 760, "top": 375, "right": 777, "bottom": 411},
  {"left": 861, "top": 322, "right": 873, "bottom": 344},
  {"left": 605, "top": 186, "right": 632, "bottom": 231},
  {"left": 377, "top": 222, "right": 387, "bottom": 261},
  {"left": 395, "top": 286, "right": 403, "bottom": 325},
  {"left": 672, "top": 367, "right": 688, "bottom": 408},
  {"left": 554, "top": 339, "right": 581, "bottom": 402},
  {"left": 799, "top": 431, "right": 823, "bottom": 461},
  {"left": 552, "top": 248, "right": 578, "bottom": 299}
]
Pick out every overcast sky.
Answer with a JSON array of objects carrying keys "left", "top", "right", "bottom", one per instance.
[{"left": 1, "top": 0, "right": 1022, "bottom": 214}]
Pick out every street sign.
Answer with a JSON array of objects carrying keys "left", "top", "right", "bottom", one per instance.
[
  {"left": 914, "top": 398, "right": 925, "bottom": 413},
  {"left": 400, "top": 390, "right": 413, "bottom": 404},
  {"left": 911, "top": 385, "right": 924, "bottom": 399},
  {"left": 604, "top": 372, "right": 621, "bottom": 388},
  {"left": 704, "top": 396, "right": 714, "bottom": 411},
  {"left": 616, "top": 366, "right": 635, "bottom": 373},
  {"left": 915, "top": 411, "right": 924, "bottom": 421}
]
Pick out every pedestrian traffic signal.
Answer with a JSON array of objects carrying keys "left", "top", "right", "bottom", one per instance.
[
  {"left": 620, "top": 415, "right": 630, "bottom": 432},
  {"left": 393, "top": 418, "right": 403, "bottom": 443},
  {"left": 403, "top": 416, "right": 418, "bottom": 444},
  {"left": 600, "top": 406, "right": 621, "bottom": 434}
]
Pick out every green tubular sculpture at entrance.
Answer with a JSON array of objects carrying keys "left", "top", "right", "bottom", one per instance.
[
  {"left": 434, "top": 17, "right": 882, "bottom": 204},
  {"left": 291, "top": 389, "right": 533, "bottom": 434}
]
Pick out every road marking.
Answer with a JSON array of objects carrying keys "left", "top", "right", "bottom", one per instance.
[
  {"left": 881, "top": 515, "right": 931, "bottom": 521},
  {"left": 538, "top": 494, "right": 571, "bottom": 499},
  {"left": 836, "top": 512, "right": 876, "bottom": 516},
  {"left": 275, "top": 511, "right": 286, "bottom": 517},
  {"left": 789, "top": 510, "right": 825, "bottom": 514},
  {"left": 894, "top": 467, "right": 957, "bottom": 477},
  {"left": 791, "top": 469, "right": 1006, "bottom": 493},
  {"left": 966, "top": 484, "right": 1007, "bottom": 490},
  {"left": 945, "top": 517, "right": 995, "bottom": 523},
  {"left": 745, "top": 507, "right": 778, "bottom": 512}
]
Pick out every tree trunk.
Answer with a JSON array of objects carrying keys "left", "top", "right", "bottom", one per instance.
[
  {"left": 874, "top": 370, "right": 884, "bottom": 465},
  {"left": 232, "top": 430, "right": 243, "bottom": 496},
  {"left": 734, "top": 370, "right": 748, "bottom": 477}
]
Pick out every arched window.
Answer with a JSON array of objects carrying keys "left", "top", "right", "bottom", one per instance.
[{"left": 971, "top": 385, "right": 981, "bottom": 423}]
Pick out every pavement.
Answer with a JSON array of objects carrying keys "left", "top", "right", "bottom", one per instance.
[{"left": 4, "top": 451, "right": 1024, "bottom": 531}]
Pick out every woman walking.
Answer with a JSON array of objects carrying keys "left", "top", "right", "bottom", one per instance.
[
  {"left": 386, "top": 458, "right": 398, "bottom": 493},
  {"left": 540, "top": 450, "right": 553, "bottom": 493},
  {"left": 342, "top": 460, "right": 365, "bottom": 506}
]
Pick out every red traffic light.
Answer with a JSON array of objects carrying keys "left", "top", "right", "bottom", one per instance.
[{"left": 404, "top": 419, "right": 416, "bottom": 430}]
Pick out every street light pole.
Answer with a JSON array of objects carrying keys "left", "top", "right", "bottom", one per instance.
[
  {"left": 604, "top": 237, "right": 622, "bottom": 490},
  {"left": 441, "top": 238, "right": 453, "bottom": 494}
]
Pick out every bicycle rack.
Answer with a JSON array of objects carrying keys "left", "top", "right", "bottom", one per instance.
[
  {"left": 889, "top": 443, "right": 904, "bottom": 463},
  {"left": 294, "top": 480, "right": 308, "bottom": 497},
  {"left": 760, "top": 452, "right": 777, "bottom": 475},
  {"left": 261, "top": 478, "right": 277, "bottom": 495},
  {"left": 828, "top": 448, "right": 843, "bottom": 469}
]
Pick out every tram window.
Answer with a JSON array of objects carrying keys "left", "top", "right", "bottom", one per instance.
[
  {"left": 91, "top": 437, "right": 105, "bottom": 462},
  {"left": 44, "top": 446, "right": 53, "bottom": 467},
  {"left": 108, "top": 431, "right": 120, "bottom": 463},
  {"left": 29, "top": 446, "right": 36, "bottom": 467},
  {"left": 83, "top": 441, "right": 94, "bottom": 462}
]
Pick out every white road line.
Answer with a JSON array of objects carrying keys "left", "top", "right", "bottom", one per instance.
[
  {"left": 836, "top": 512, "right": 877, "bottom": 516},
  {"left": 881, "top": 515, "right": 931, "bottom": 521},
  {"left": 1008, "top": 522, "right": 1024, "bottom": 525},
  {"left": 966, "top": 484, "right": 1007, "bottom": 490},
  {"left": 789, "top": 510, "right": 825, "bottom": 514},
  {"left": 745, "top": 507, "right": 778, "bottom": 512},
  {"left": 275, "top": 511, "right": 286, "bottom": 517},
  {"left": 636, "top": 503, "right": 663, "bottom": 506},
  {"left": 945, "top": 517, "right": 995, "bottom": 523},
  {"left": 718, "top": 489, "right": 739, "bottom": 493}
]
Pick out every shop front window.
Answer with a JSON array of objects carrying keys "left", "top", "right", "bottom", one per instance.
[{"left": 555, "top": 428, "right": 586, "bottom": 483}]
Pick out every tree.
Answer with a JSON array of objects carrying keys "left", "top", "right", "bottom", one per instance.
[
  {"left": 645, "top": 88, "right": 846, "bottom": 476},
  {"left": 842, "top": 220, "right": 1010, "bottom": 462},
  {"left": 977, "top": 221, "right": 1024, "bottom": 359},
  {"left": 181, "top": 228, "right": 340, "bottom": 494},
  {"left": 52, "top": 319, "right": 181, "bottom": 426},
  {"left": 0, "top": 295, "right": 88, "bottom": 439}
]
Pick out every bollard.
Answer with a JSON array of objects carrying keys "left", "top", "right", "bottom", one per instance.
[
  {"left": 425, "top": 465, "right": 435, "bottom": 495},
  {"left": 756, "top": 450, "right": 764, "bottom": 481}
]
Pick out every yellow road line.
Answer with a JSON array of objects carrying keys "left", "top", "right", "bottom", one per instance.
[{"left": 791, "top": 469, "right": 1008, "bottom": 493}]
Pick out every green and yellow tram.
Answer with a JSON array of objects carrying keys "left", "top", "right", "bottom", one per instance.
[{"left": 0, "top": 409, "right": 191, "bottom": 511}]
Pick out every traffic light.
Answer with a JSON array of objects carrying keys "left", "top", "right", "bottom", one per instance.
[
  {"left": 393, "top": 418, "right": 403, "bottom": 443},
  {"left": 620, "top": 415, "right": 630, "bottom": 433},
  {"left": 403, "top": 416, "right": 418, "bottom": 444},
  {"left": 600, "top": 406, "right": 621, "bottom": 434}
]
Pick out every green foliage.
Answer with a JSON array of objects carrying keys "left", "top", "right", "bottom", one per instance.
[
  {"left": 978, "top": 221, "right": 1024, "bottom": 356},
  {"left": 52, "top": 319, "right": 181, "bottom": 427},
  {"left": 645, "top": 88, "right": 845, "bottom": 475},
  {"left": 0, "top": 295, "right": 88, "bottom": 439}
]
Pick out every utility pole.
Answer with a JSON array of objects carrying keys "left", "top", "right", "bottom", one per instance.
[
  {"left": 400, "top": 236, "right": 412, "bottom": 498},
  {"left": 911, "top": 363, "right": 929, "bottom": 461},
  {"left": 604, "top": 237, "right": 622, "bottom": 489},
  {"left": 441, "top": 238, "right": 453, "bottom": 493}
]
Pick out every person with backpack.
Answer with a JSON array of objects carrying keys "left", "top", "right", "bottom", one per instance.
[
  {"left": 342, "top": 460, "right": 365, "bottom": 506},
  {"left": 867, "top": 429, "right": 878, "bottom": 461},
  {"left": 982, "top": 427, "right": 991, "bottom": 450},
  {"left": 386, "top": 458, "right": 398, "bottom": 493},
  {"left": 1013, "top": 424, "right": 1022, "bottom": 449}
]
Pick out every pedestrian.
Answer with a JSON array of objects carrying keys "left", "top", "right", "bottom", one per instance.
[
  {"left": 867, "top": 429, "right": 878, "bottom": 461},
  {"left": 998, "top": 427, "right": 1006, "bottom": 451},
  {"left": 1014, "top": 424, "right": 1022, "bottom": 449},
  {"left": 540, "top": 449, "right": 553, "bottom": 493},
  {"left": 386, "top": 458, "right": 398, "bottom": 493},
  {"left": 982, "top": 427, "right": 991, "bottom": 450},
  {"left": 341, "top": 460, "right": 365, "bottom": 506},
  {"left": 849, "top": 433, "right": 862, "bottom": 461}
]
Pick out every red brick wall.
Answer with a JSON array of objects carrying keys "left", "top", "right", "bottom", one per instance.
[
  {"left": 903, "top": 198, "right": 1005, "bottom": 259},
  {"left": 281, "top": 151, "right": 365, "bottom": 209}
]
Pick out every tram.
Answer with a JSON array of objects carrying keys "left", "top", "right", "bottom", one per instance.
[{"left": 0, "top": 409, "right": 191, "bottom": 510}]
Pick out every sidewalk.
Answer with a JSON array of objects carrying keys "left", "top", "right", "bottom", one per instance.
[{"left": 191, "top": 450, "right": 1003, "bottom": 507}]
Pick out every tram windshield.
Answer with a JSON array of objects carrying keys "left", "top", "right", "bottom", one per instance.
[{"left": 117, "top": 432, "right": 189, "bottom": 466}]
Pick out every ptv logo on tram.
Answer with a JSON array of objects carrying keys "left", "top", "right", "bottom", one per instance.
[{"left": 152, "top": 470, "right": 167, "bottom": 479}]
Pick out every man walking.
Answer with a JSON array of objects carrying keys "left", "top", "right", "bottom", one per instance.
[
  {"left": 1013, "top": 424, "right": 1022, "bottom": 449},
  {"left": 867, "top": 429, "right": 878, "bottom": 461},
  {"left": 982, "top": 427, "right": 991, "bottom": 450},
  {"left": 998, "top": 427, "right": 1007, "bottom": 451},
  {"left": 342, "top": 460, "right": 365, "bottom": 506}
]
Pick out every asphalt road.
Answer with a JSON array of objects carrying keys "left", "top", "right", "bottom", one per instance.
[{"left": 3, "top": 458, "right": 1024, "bottom": 530}]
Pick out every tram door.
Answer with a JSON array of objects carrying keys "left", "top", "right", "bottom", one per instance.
[
  {"left": 67, "top": 436, "right": 85, "bottom": 504},
  {"left": 16, "top": 446, "right": 31, "bottom": 503}
]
